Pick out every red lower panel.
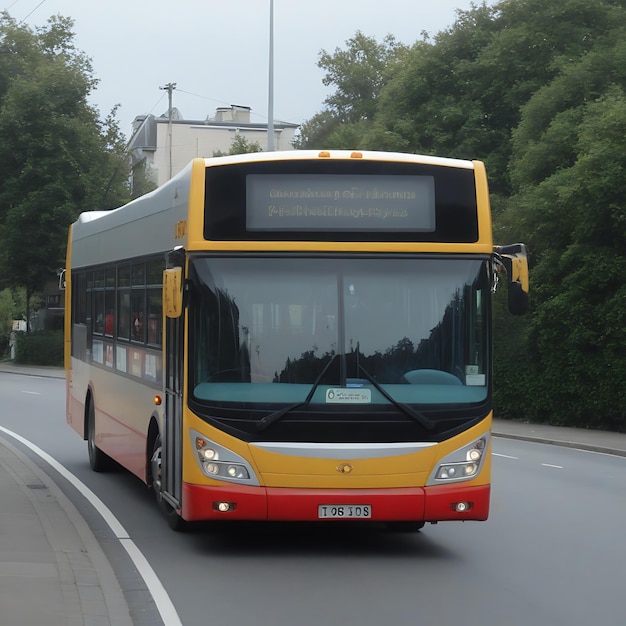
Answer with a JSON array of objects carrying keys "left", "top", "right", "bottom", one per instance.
[
  {"left": 182, "top": 483, "right": 268, "bottom": 521},
  {"left": 181, "top": 482, "right": 490, "bottom": 523},
  {"left": 423, "top": 484, "right": 490, "bottom": 521},
  {"left": 266, "top": 487, "right": 424, "bottom": 522}
]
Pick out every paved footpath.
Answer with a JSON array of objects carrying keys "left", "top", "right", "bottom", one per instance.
[
  {"left": 0, "top": 433, "right": 133, "bottom": 626},
  {"left": 492, "top": 417, "right": 626, "bottom": 457},
  {"left": 1, "top": 361, "right": 625, "bottom": 625}
]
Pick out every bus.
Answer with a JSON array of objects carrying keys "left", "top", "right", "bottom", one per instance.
[{"left": 64, "top": 150, "right": 528, "bottom": 531}]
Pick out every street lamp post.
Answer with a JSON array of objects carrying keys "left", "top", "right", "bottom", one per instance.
[{"left": 267, "top": 0, "right": 275, "bottom": 151}]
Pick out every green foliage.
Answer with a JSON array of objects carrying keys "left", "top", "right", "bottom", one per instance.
[
  {"left": 212, "top": 134, "right": 262, "bottom": 157},
  {"left": 13, "top": 330, "right": 63, "bottom": 366},
  {"left": 130, "top": 160, "right": 158, "bottom": 199},
  {"left": 503, "top": 79, "right": 626, "bottom": 430},
  {"left": 299, "top": 32, "right": 409, "bottom": 148},
  {"left": 0, "top": 12, "right": 130, "bottom": 300},
  {"left": 301, "top": 0, "right": 626, "bottom": 431},
  {"left": 0, "top": 286, "right": 24, "bottom": 335}
]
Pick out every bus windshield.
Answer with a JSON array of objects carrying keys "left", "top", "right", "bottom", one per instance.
[{"left": 190, "top": 256, "right": 490, "bottom": 409}]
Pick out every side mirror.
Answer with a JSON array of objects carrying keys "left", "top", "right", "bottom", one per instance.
[
  {"left": 494, "top": 243, "right": 529, "bottom": 315},
  {"left": 163, "top": 267, "right": 183, "bottom": 318}
]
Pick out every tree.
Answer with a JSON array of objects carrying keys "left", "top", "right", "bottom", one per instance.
[
  {"left": 299, "top": 32, "right": 408, "bottom": 148},
  {"left": 294, "top": 0, "right": 626, "bottom": 429},
  {"left": 502, "top": 78, "right": 626, "bottom": 429},
  {"left": 0, "top": 13, "right": 129, "bottom": 322},
  {"left": 212, "top": 134, "right": 262, "bottom": 156},
  {"left": 369, "top": 0, "right": 620, "bottom": 196}
]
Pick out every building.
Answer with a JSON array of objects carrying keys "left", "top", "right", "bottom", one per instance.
[{"left": 128, "top": 105, "right": 299, "bottom": 188}]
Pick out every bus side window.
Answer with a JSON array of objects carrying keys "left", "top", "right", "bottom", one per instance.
[
  {"left": 105, "top": 311, "right": 114, "bottom": 335},
  {"left": 94, "top": 291, "right": 104, "bottom": 334},
  {"left": 147, "top": 288, "right": 162, "bottom": 346},
  {"left": 131, "top": 290, "right": 145, "bottom": 342}
]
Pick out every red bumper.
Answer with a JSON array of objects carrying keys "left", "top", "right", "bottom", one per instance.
[{"left": 181, "top": 482, "right": 489, "bottom": 523}]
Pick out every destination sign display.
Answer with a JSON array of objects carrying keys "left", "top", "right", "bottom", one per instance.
[{"left": 246, "top": 174, "right": 436, "bottom": 232}]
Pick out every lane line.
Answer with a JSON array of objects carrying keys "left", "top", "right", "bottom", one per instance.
[
  {"left": 0, "top": 425, "right": 182, "bottom": 626},
  {"left": 493, "top": 453, "right": 519, "bottom": 459},
  {"left": 542, "top": 463, "right": 564, "bottom": 469},
  {"left": 21, "top": 391, "right": 41, "bottom": 395}
]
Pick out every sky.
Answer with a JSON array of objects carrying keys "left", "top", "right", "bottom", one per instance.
[{"left": 4, "top": 0, "right": 493, "bottom": 139}]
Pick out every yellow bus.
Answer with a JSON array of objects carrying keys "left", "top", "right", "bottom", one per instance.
[{"left": 65, "top": 150, "right": 528, "bottom": 531}]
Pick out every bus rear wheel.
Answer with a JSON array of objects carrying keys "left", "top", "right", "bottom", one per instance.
[
  {"left": 87, "top": 399, "right": 113, "bottom": 472},
  {"left": 150, "top": 435, "right": 186, "bottom": 531}
]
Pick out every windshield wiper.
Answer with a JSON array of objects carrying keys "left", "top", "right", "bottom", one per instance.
[
  {"left": 356, "top": 362, "right": 435, "bottom": 431},
  {"left": 257, "top": 352, "right": 435, "bottom": 432},
  {"left": 256, "top": 354, "right": 338, "bottom": 432}
]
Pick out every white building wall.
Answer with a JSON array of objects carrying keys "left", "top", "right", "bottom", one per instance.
[{"left": 131, "top": 107, "right": 298, "bottom": 188}]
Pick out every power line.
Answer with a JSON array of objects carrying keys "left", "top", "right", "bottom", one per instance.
[
  {"left": 174, "top": 88, "right": 271, "bottom": 123},
  {"left": 19, "top": 0, "right": 48, "bottom": 22}
]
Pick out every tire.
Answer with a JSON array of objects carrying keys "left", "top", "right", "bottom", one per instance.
[
  {"left": 150, "top": 435, "right": 186, "bottom": 531},
  {"left": 387, "top": 521, "right": 425, "bottom": 533},
  {"left": 86, "top": 399, "right": 113, "bottom": 472}
]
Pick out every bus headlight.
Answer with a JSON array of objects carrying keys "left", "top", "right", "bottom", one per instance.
[
  {"left": 427, "top": 435, "right": 489, "bottom": 485},
  {"left": 202, "top": 460, "right": 250, "bottom": 480},
  {"left": 201, "top": 448, "right": 217, "bottom": 461},
  {"left": 435, "top": 461, "right": 478, "bottom": 480},
  {"left": 191, "top": 430, "right": 259, "bottom": 486}
]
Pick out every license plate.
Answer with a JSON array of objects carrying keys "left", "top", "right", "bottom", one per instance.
[{"left": 318, "top": 504, "right": 371, "bottom": 519}]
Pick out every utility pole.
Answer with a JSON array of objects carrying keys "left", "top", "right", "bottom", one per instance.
[
  {"left": 267, "top": 0, "right": 275, "bottom": 151},
  {"left": 160, "top": 82, "right": 176, "bottom": 178}
]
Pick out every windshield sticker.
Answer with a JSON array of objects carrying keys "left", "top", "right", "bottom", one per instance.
[
  {"left": 326, "top": 388, "right": 372, "bottom": 404},
  {"left": 466, "top": 374, "right": 486, "bottom": 386}
]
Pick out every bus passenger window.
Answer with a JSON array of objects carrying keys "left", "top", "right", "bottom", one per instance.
[
  {"left": 131, "top": 290, "right": 145, "bottom": 342},
  {"left": 105, "top": 311, "right": 114, "bottom": 335},
  {"left": 105, "top": 290, "right": 115, "bottom": 336},
  {"left": 118, "top": 291, "right": 130, "bottom": 339},
  {"left": 93, "top": 291, "right": 104, "bottom": 334},
  {"left": 147, "top": 289, "right": 162, "bottom": 345}
]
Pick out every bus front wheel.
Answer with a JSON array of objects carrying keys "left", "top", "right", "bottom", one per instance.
[
  {"left": 150, "top": 435, "right": 186, "bottom": 531},
  {"left": 387, "top": 521, "right": 425, "bottom": 532}
]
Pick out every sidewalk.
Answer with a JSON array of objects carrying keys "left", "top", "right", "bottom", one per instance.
[
  {"left": 492, "top": 417, "right": 626, "bottom": 457},
  {"left": 1, "top": 361, "right": 136, "bottom": 625},
  {"left": 0, "top": 434, "right": 133, "bottom": 626},
  {"left": 1, "top": 361, "right": 625, "bottom": 626}
]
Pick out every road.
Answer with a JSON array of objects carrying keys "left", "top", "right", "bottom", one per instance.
[{"left": 2, "top": 371, "right": 625, "bottom": 626}]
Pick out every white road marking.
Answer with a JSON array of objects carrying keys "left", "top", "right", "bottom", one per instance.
[
  {"left": 493, "top": 453, "right": 519, "bottom": 459},
  {"left": 0, "top": 425, "right": 182, "bottom": 626},
  {"left": 20, "top": 391, "right": 41, "bottom": 395},
  {"left": 542, "top": 463, "right": 564, "bottom": 469}
]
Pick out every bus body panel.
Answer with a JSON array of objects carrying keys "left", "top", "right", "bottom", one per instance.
[
  {"left": 183, "top": 412, "right": 436, "bottom": 488},
  {"left": 180, "top": 483, "right": 490, "bottom": 523},
  {"left": 178, "top": 410, "right": 491, "bottom": 521},
  {"left": 182, "top": 410, "right": 491, "bottom": 490},
  {"left": 70, "top": 161, "right": 194, "bottom": 269},
  {"left": 64, "top": 150, "right": 522, "bottom": 529},
  {"left": 67, "top": 356, "right": 159, "bottom": 481}
]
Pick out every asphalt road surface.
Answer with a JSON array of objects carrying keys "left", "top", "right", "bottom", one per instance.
[{"left": 2, "top": 372, "right": 624, "bottom": 626}]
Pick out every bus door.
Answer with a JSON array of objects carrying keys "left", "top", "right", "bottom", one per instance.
[{"left": 163, "top": 313, "right": 183, "bottom": 507}]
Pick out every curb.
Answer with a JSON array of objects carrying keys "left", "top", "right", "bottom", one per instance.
[
  {"left": 0, "top": 434, "right": 133, "bottom": 626},
  {"left": 492, "top": 430, "right": 626, "bottom": 458}
]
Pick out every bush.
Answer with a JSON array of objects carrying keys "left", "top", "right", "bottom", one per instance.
[{"left": 13, "top": 330, "right": 63, "bottom": 366}]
